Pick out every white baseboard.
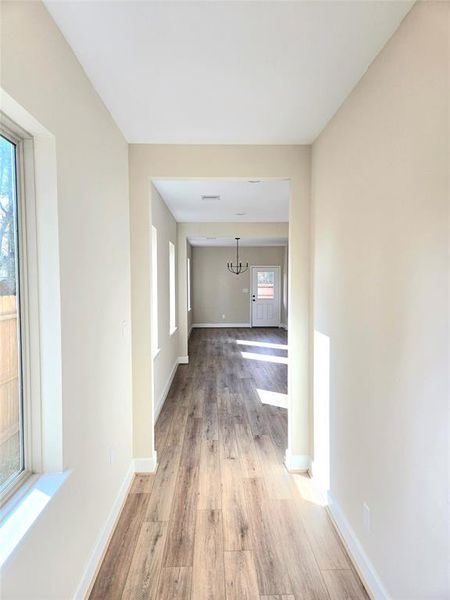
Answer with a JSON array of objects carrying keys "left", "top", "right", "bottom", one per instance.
[
  {"left": 192, "top": 322, "right": 251, "bottom": 328},
  {"left": 74, "top": 463, "right": 135, "bottom": 599},
  {"left": 327, "top": 492, "right": 389, "bottom": 600},
  {"left": 154, "top": 359, "right": 179, "bottom": 421},
  {"left": 178, "top": 355, "right": 189, "bottom": 364},
  {"left": 133, "top": 453, "right": 158, "bottom": 473},
  {"left": 284, "top": 449, "right": 311, "bottom": 472}
]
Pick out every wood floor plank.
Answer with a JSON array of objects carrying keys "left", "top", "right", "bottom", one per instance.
[
  {"left": 290, "top": 474, "right": 350, "bottom": 570},
  {"left": 122, "top": 521, "right": 167, "bottom": 599},
  {"left": 321, "top": 569, "right": 369, "bottom": 600},
  {"left": 253, "top": 434, "right": 294, "bottom": 500},
  {"left": 260, "top": 596, "right": 295, "bottom": 600},
  {"left": 224, "top": 551, "right": 260, "bottom": 600},
  {"left": 241, "top": 379, "right": 270, "bottom": 437},
  {"left": 234, "top": 415, "right": 261, "bottom": 478},
  {"left": 157, "top": 567, "right": 192, "bottom": 600},
  {"left": 163, "top": 418, "right": 203, "bottom": 567},
  {"left": 155, "top": 399, "right": 175, "bottom": 453},
  {"left": 163, "top": 405, "right": 189, "bottom": 450},
  {"left": 129, "top": 473, "right": 154, "bottom": 494},
  {"left": 198, "top": 439, "right": 222, "bottom": 510},
  {"left": 274, "top": 498, "right": 330, "bottom": 600},
  {"left": 192, "top": 509, "right": 225, "bottom": 600},
  {"left": 221, "top": 456, "right": 251, "bottom": 551},
  {"left": 145, "top": 442, "right": 183, "bottom": 522},
  {"left": 242, "top": 478, "right": 292, "bottom": 596},
  {"left": 89, "top": 493, "right": 149, "bottom": 599},
  {"left": 203, "top": 391, "right": 219, "bottom": 440}
]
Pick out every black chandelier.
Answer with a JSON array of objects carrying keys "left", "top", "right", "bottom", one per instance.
[{"left": 227, "top": 237, "right": 249, "bottom": 275}]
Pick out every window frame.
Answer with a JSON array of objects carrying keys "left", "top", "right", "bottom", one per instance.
[
  {"left": 187, "top": 257, "right": 191, "bottom": 312},
  {"left": 0, "top": 121, "right": 34, "bottom": 505},
  {"left": 151, "top": 225, "right": 159, "bottom": 357},
  {"left": 169, "top": 241, "right": 176, "bottom": 335}
]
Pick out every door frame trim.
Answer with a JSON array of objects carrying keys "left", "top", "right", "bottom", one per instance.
[{"left": 250, "top": 265, "right": 281, "bottom": 327}]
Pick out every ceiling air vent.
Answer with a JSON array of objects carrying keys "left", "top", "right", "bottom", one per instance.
[{"left": 201, "top": 195, "right": 220, "bottom": 201}]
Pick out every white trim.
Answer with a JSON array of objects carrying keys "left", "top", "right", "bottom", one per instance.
[
  {"left": 192, "top": 323, "right": 251, "bottom": 328},
  {"left": 170, "top": 326, "right": 178, "bottom": 336},
  {"left": 280, "top": 322, "right": 288, "bottom": 330},
  {"left": 74, "top": 464, "right": 134, "bottom": 600},
  {"left": 154, "top": 359, "right": 178, "bottom": 421},
  {"left": 284, "top": 449, "right": 311, "bottom": 472},
  {"left": 178, "top": 355, "right": 189, "bottom": 364},
  {"left": 151, "top": 225, "right": 158, "bottom": 357},
  {"left": 133, "top": 454, "right": 158, "bottom": 474},
  {"left": 326, "top": 492, "right": 388, "bottom": 600}
]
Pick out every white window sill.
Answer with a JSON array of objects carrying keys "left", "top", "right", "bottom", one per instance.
[
  {"left": 170, "top": 327, "right": 178, "bottom": 336},
  {"left": 0, "top": 470, "right": 71, "bottom": 569},
  {"left": 153, "top": 348, "right": 161, "bottom": 359}
]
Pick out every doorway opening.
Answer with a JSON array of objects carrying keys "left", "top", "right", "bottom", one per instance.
[{"left": 150, "top": 176, "right": 291, "bottom": 460}]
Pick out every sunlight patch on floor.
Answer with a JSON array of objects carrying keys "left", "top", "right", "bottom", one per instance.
[
  {"left": 256, "top": 388, "right": 288, "bottom": 409},
  {"left": 292, "top": 473, "right": 327, "bottom": 507},
  {"left": 236, "top": 339, "right": 288, "bottom": 351},
  {"left": 241, "top": 351, "right": 288, "bottom": 365}
]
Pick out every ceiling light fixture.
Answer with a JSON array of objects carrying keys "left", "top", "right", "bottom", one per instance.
[
  {"left": 201, "top": 195, "right": 220, "bottom": 201},
  {"left": 227, "top": 237, "right": 248, "bottom": 276},
  {"left": 248, "top": 180, "right": 261, "bottom": 184},
  {"left": 235, "top": 212, "right": 246, "bottom": 216}
]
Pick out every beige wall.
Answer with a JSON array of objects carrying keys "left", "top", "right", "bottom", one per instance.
[
  {"left": 192, "top": 246, "right": 285, "bottom": 325},
  {"left": 312, "top": 2, "right": 449, "bottom": 597},
  {"left": 129, "top": 147, "right": 311, "bottom": 466},
  {"left": 1, "top": 1, "right": 132, "bottom": 597},
  {"left": 151, "top": 185, "right": 179, "bottom": 417}
]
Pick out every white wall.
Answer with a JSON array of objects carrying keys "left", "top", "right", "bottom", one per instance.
[
  {"left": 1, "top": 2, "right": 132, "bottom": 597},
  {"left": 312, "top": 2, "right": 449, "bottom": 597},
  {"left": 192, "top": 245, "right": 285, "bottom": 325},
  {"left": 151, "top": 185, "right": 179, "bottom": 418}
]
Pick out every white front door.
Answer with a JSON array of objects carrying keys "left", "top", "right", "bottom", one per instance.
[{"left": 251, "top": 266, "right": 281, "bottom": 327}]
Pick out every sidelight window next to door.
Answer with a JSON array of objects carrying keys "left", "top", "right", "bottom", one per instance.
[{"left": 251, "top": 266, "right": 280, "bottom": 327}]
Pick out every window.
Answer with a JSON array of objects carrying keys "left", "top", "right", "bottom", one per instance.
[
  {"left": 187, "top": 257, "right": 191, "bottom": 312},
  {"left": 169, "top": 241, "right": 176, "bottom": 334},
  {"left": 257, "top": 270, "right": 275, "bottom": 299},
  {"left": 0, "top": 131, "right": 26, "bottom": 499},
  {"left": 151, "top": 226, "right": 158, "bottom": 356}
]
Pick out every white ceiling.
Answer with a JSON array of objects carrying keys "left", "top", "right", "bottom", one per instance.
[
  {"left": 153, "top": 179, "right": 290, "bottom": 222},
  {"left": 44, "top": 1, "right": 413, "bottom": 144}
]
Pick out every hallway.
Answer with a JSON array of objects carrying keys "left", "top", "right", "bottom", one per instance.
[{"left": 90, "top": 328, "right": 368, "bottom": 600}]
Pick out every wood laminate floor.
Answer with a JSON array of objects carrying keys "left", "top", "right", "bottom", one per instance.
[{"left": 90, "top": 328, "right": 369, "bottom": 600}]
